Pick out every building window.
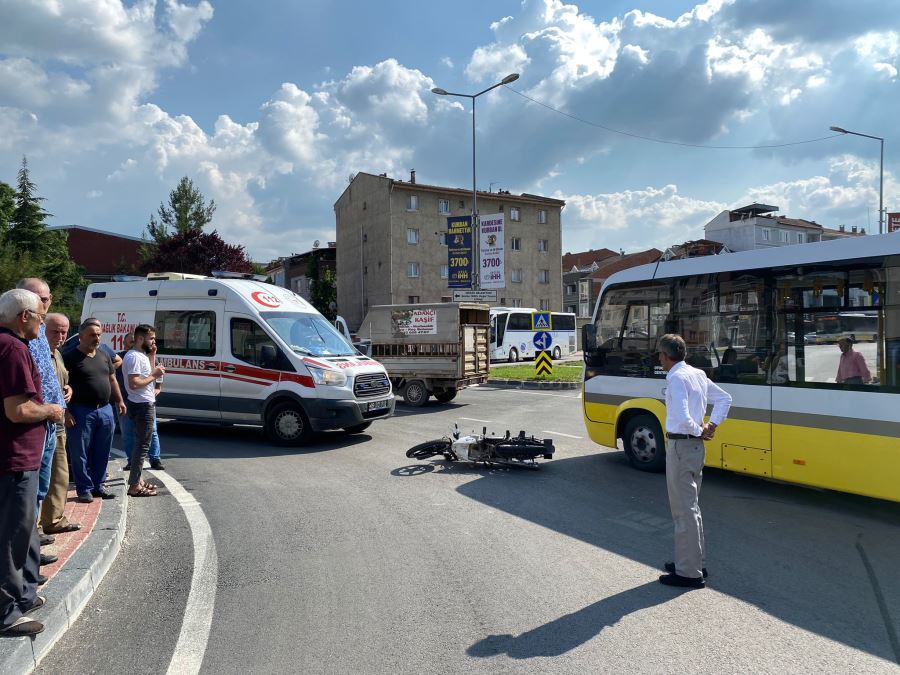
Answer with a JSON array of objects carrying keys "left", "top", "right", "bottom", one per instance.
[
  {"left": 579, "top": 301, "right": 590, "bottom": 317},
  {"left": 762, "top": 228, "right": 771, "bottom": 242},
  {"left": 538, "top": 239, "right": 548, "bottom": 252},
  {"left": 539, "top": 269, "right": 550, "bottom": 284},
  {"left": 407, "top": 262, "right": 419, "bottom": 278},
  {"left": 439, "top": 199, "right": 450, "bottom": 215},
  {"left": 510, "top": 237, "right": 521, "bottom": 251},
  {"left": 797, "top": 232, "right": 805, "bottom": 244},
  {"left": 407, "top": 194, "right": 418, "bottom": 211},
  {"left": 439, "top": 233, "right": 447, "bottom": 246},
  {"left": 566, "top": 284, "right": 577, "bottom": 295},
  {"left": 408, "top": 295, "right": 420, "bottom": 303},
  {"left": 538, "top": 209, "right": 547, "bottom": 224},
  {"left": 440, "top": 265, "right": 449, "bottom": 279},
  {"left": 780, "top": 230, "right": 790, "bottom": 243},
  {"left": 511, "top": 298, "right": 523, "bottom": 308},
  {"left": 510, "top": 206, "right": 520, "bottom": 221},
  {"left": 511, "top": 268, "right": 523, "bottom": 283},
  {"left": 458, "top": 200, "right": 465, "bottom": 209},
  {"left": 441, "top": 296, "right": 452, "bottom": 302},
  {"left": 407, "top": 228, "right": 419, "bottom": 245},
  {"left": 579, "top": 279, "right": 590, "bottom": 299},
  {"left": 539, "top": 299, "right": 550, "bottom": 311}
]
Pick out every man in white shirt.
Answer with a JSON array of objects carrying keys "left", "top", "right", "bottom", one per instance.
[
  {"left": 657, "top": 333, "right": 732, "bottom": 589},
  {"left": 122, "top": 324, "right": 165, "bottom": 497}
]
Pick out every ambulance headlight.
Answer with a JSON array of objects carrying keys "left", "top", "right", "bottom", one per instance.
[{"left": 307, "top": 366, "right": 347, "bottom": 387}]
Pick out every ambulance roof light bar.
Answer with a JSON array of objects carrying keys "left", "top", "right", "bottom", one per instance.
[{"left": 211, "top": 270, "right": 270, "bottom": 282}]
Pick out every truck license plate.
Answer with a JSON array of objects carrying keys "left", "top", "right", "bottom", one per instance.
[{"left": 367, "top": 400, "right": 389, "bottom": 412}]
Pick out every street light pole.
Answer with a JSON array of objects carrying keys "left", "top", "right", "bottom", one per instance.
[
  {"left": 830, "top": 125, "right": 885, "bottom": 234},
  {"left": 433, "top": 73, "right": 519, "bottom": 290}
]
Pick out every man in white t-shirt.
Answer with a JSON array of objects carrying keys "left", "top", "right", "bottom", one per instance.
[{"left": 122, "top": 324, "right": 165, "bottom": 497}]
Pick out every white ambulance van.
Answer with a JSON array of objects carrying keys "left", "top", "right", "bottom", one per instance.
[{"left": 80, "top": 273, "right": 394, "bottom": 445}]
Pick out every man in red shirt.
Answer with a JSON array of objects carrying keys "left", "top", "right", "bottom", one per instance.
[{"left": 0, "top": 289, "right": 65, "bottom": 637}]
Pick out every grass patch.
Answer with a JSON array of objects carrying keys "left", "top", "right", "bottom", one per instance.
[{"left": 490, "top": 364, "right": 583, "bottom": 382}]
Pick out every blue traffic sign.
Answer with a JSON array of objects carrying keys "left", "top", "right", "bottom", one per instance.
[
  {"left": 533, "top": 331, "right": 553, "bottom": 351},
  {"left": 532, "top": 312, "right": 551, "bottom": 330}
]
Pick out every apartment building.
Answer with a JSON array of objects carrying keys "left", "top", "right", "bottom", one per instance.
[
  {"left": 705, "top": 203, "right": 865, "bottom": 251},
  {"left": 335, "top": 171, "right": 565, "bottom": 330}
]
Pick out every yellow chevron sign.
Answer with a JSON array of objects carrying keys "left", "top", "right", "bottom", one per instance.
[{"left": 535, "top": 350, "right": 553, "bottom": 376}]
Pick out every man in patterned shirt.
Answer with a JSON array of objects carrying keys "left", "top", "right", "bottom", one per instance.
[{"left": 16, "top": 278, "right": 65, "bottom": 568}]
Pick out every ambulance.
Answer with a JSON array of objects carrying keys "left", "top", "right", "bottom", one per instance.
[{"left": 80, "top": 272, "right": 394, "bottom": 445}]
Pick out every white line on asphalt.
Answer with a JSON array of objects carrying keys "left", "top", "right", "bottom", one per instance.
[
  {"left": 113, "top": 449, "right": 218, "bottom": 675},
  {"left": 542, "top": 430, "right": 583, "bottom": 439},
  {"left": 460, "top": 416, "right": 493, "bottom": 423}
]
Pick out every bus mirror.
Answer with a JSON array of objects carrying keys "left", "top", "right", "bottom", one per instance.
[{"left": 582, "top": 324, "right": 597, "bottom": 352}]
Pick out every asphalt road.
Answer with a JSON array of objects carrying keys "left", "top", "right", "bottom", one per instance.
[{"left": 39, "top": 386, "right": 900, "bottom": 674}]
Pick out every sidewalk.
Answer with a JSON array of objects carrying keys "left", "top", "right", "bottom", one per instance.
[{"left": 0, "top": 467, "right": 128, "bottom": 673}]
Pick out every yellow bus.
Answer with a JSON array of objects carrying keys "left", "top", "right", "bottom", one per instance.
[{"left": 581, "top": 234, "right": 900, "bottom": 502}]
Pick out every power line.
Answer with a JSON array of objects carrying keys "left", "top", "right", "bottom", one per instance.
[{"left": 505, "top": 85, "right": 843, "bottom": 150}]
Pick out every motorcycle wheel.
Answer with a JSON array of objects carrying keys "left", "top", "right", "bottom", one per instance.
[{"left": 406, "top": 439, "right": 452, "bottom": 460}]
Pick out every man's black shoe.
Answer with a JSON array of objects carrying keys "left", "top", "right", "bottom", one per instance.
[
  {"left": 659, "top": 573, "right": 705, "bottom": 589},
  {"left": 76, "top": 492, "right": 93, "bottom": 503},
  {"left": 39, "top": 553, "right": 58, "bottom": 566},
  {"left": 39, "top": 534, "right": 55, "bottom": 547},
  {"left": 1, "top": 617, "right": 44, "bottom": 636},
  {"left": 150, "top": 459, "right": 166, "bottom": 470},
  {"left": 123, "top": 464, "right": 131, "bottom": 471},
  {"left": 91, "top": 489, "right": 116, "bottom": 500},
  {"left": 37, "top": 574, "right": 48, "bottom": 585},
  {"left": 665, "top": 562, "right": 708, "bottom": 578}
]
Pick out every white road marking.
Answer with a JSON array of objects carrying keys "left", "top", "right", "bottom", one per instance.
[
  {"left": 113, "top": 449, "right": 217, "bottom": 675},
  {"left": 460, "top": 416, "right": 493, "bottom": 424},
  {"left": 542, "top": 430, "right": 583, "bottom": 439}
]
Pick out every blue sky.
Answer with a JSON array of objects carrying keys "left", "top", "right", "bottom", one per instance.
[{"left": 1, "top": 0, "right": 898, "bottom": 261}]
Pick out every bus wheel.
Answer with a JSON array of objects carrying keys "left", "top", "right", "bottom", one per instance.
[
  {"left": 265, "top": 401, "right": 311, "bottom": 446},
  {"left": 508, "top": 348, "right": 519, "bottom": 363},
  {"left": 623, "top": 414, "right": 665, "bottom": 472},
  {"left": 403, "top": 380, "right": 429, "bottom": 407},
  {"left": 552, "top": 346, "right": 561, "bottom": 360}
]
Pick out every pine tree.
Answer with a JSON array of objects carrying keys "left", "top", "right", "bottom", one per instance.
[
  {"left": 8, "top": 157, "right": 53, "bottom": 257},
  {"left": 0, "top": 181, "right": 15, "bottom": 243},
  {"left": 141, "top": 176, "right": 217, "bottom": 261}
]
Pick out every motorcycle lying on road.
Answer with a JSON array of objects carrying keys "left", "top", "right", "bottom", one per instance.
[{"left": 406, "top": 424, "right": 555, "bottom": 469}]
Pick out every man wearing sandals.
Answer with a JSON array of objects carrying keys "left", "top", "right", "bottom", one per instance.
[{"left": 122, "top": 324, "right": 165, "bottom": 497}]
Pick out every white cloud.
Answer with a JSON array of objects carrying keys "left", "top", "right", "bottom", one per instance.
[{"left": 465, "top": 43, "right": 530, "bottom": 82}]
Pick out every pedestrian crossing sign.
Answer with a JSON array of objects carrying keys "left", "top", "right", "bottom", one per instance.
[{"left": 532, "top": 312, "right": 551, "bottom": 330}]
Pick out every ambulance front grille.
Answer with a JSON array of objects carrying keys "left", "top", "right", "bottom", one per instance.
[{"left": 354, "top": 373, "right": 391, "bottom": 398}]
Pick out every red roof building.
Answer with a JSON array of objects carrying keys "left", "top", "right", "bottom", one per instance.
[{"left": 48, "top": 225, "right": 143, "bottom": 280}]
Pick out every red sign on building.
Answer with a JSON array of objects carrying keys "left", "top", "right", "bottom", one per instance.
[{"left": 889, "top": 212, "right": 900, "bottom": 233}]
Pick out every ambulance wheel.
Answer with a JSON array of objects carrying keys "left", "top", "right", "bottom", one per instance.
[
  {"left": 552, "top": 346, "right": 561, "bottom": 360},
  {"left": 434, "top": 389, "right": 457, "bottom": 403},
  {"left": 623, "top": 414, "right": 665, "bottom": 472},
  {"left": 266, "top": 401, "right": 311, "bottom": 446},
  {"left": 508, "top": 347, "right": 519, "bottom": 363},
  {"left": 343, "top": 422, "right": 372, "bottom": 434},
  {"left": 403, "top": 380, "right": 429, "bottom": 407}
]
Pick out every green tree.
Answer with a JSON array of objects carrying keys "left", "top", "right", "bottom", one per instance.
[
  {"left": 0, "top": 158, "right": 85, "bottom": 313},
  {"left": 0, "top": 181, "right": 15, "bottom": 242},
  {"left": 144, "top": 176, "right": 216, "bottom": 242},
  {"left": 307, "top": 254, "right": 336, "bottom": 320}
]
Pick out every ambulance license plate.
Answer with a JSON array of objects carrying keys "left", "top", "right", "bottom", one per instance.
[{"left": 367, "top": 400, "right": 389, "bottom": 412}]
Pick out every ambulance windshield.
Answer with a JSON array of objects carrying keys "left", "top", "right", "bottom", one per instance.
[{"left": 262, "top": 312, "right": 357, "bottom": 357}]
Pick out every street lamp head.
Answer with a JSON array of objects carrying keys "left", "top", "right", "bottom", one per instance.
[
  {"left": 431, "top": 87, "right": 448, "bottom": 95},
  {"left": 501, "top": 73, "right": 520, "bottom": 85},
  {"left": 830, "top": 126, "right": 848, "bottom": 134}
]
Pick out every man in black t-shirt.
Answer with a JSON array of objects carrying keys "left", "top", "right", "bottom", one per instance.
[{"left": 63, "top": 319, "right": 127, "bottom": 503}]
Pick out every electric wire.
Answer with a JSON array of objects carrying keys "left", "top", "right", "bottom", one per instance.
[{"left": 504, "top": 86, "right": 843, "bottom": 150}]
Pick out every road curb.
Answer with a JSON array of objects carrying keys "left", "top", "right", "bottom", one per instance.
[
  {"left": 0, "top": 478, "right": 127, "bottom": 673},
  {"left": 486, "top": 378, "right": 580, "bottom": 390}
]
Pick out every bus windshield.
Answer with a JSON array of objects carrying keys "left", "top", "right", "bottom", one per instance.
[{"left": 262, "top": 312, "right": 357, "bottom": 357}]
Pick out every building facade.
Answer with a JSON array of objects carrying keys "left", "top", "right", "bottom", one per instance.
[
  {"left": 335, "top": 172, "right": 565, "bottom": 330},
  {"left": 47, "top": 224, "right": 143, "bottom": 281},
  {"left": 267, "top": 244, "right": 337, "bottom": 302},
  {"left": 562, "top": 248, "right": 618, "bottom": 316},
  {"left": 705, "top": 203, "right": 865, "bottom": 251}
]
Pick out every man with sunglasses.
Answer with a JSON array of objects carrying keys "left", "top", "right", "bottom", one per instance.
[
  {"left": 0, "top": 289, "right": 65, "bottom": 637},
  {"left": 16, "top": 278, "right": 66, "bottom": 567}
]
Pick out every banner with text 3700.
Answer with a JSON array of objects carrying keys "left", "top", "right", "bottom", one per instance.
[
  {"left": 479, "top": 213, "right": 505, "bottom": 290},
  {"left": 447, "top": 215, "right": 473, "bottom": 289}
]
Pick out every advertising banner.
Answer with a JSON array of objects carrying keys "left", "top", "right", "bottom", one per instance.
[
  {"left": 391, "top": 308, "right": 437, "bottom": 335},
  {"left": 889, "top": 212, "right": 900, "bottom": 233},
  {"left": 479, "top": 212, "right": 505, "bottom": 289},
  {"left": 447, "top": 216, "right": 473, "bottom": 288}
]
